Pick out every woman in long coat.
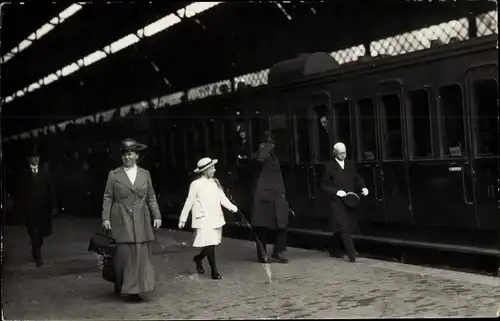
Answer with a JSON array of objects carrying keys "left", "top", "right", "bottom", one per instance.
[
  {"left": 102, "top": 138, "right": 162, "bottom": 302},
  {"left": 251, "top": 131, "right": 289, "bottom": 264},
  {"left": 178, "top": 157, "right": 238, "bottom": 280}
]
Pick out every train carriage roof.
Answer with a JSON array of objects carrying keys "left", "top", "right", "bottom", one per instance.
[{"left": 1, "top": 1, "right": 496, "bottom": 137}]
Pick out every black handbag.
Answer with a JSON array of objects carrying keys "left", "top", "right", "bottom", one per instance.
[
  {"left": 88, "top": 229, "right": 116, "bottom": 254},
  {"left": 88, "top": 229, "right": 116, "bottom": 283}
]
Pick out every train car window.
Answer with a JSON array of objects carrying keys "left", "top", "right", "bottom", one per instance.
[
  {"left": 250, "top": 114, "right": 267, "bottom": 152},
  {"left": 380, "top": 94, "right": 403, "bottom": 160},
  {"left": 313, "top": 104, "right": 331, "bottom": 162},
  {"left": 357, "top": 99, "right": 377, "bottom": 161},
  {"left": 195, "top": 123, "right": 206, "bottom": 159},
  {"left": 294, "top": 108, "right": 311, "bottom": 163},
  {"left": 171, "top": 125, "right": 184, "bottom": 167},
  {"left": 185, "top": 129, "right": 196, "bottom": 168},
  {"left": 408, "top": 90, "right": 433, "bottom": 158},
  {"left": 333, "top": 102, "right": 353, "bottom": 155},
  {"left": 270, "top": 113, "right": 290, "bottom": 163},
  {"left": 234, "top": 121, "right": 251, "bottom": 166},
  {"left": 162, "top": 129, "right": 171, "bottom": 169},
  {"left": 195, "top": 125, "right": 203, "bottom": 161},
  {"left": 235, "top": 119, "right": 248, "bottom": 158},
  {"left": 206, "top": 119, "right": 220, "bottom": 159},
  {"left": 472, "top": 79, "right": 498, "bottom": 156},
  {"left": 439, "top": 85, "right": 465, "bottom": 157},
  {"left": 221, "top": 119, "right": 236, "bottom": 166}
]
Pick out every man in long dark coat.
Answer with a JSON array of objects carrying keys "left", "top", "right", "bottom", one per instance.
[
  {"left": 251, "top": 131, "right": 289, "bottom": 264},
  {"left": 15, "top": 150, "right": 57, "bottom": 267},
  {"left": 321, "top": 142, "right": 368, "bottom": 262}
]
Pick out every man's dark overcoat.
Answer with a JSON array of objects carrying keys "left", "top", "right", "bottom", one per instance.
[
  {"left": 16, "top": 166, "right": 57, "bottom": 237},
  {"left": 251, "top": 144, "right": 289, "bottom": 229},
  {"left": 320, "top": 160, "right": 366, "bottom": 233}
]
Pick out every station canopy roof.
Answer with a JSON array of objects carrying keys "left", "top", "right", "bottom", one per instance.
[{"left": 1, "top": 1, "right": 496, "bottom": 137}]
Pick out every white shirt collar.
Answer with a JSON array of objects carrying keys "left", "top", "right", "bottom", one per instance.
[
  {"left": 335, "top": 158, "right": 345, "bottom": 169},
  {"left": 29, "top": 164, "right": 38, "bottom": 170}
]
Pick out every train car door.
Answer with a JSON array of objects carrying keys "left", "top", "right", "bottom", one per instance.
[
  {"left": 354, "top": 97, "right": 387, "bottom": 225},
  {"left": 409, "top": 82, "right": 477, "bottom": 229},
  {"left": 376, "top": 81, "right": 413, "bottom": 224},
  {"left": 465, "top": 64, "right": 499, "bottom": 232},
  {"left": 289, "top": 92, "right": 332, "bottom": 229},
  {"left": 374, "top": 81, "right": 413, "bottom": 224}
]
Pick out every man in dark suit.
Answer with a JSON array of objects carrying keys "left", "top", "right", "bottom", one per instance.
[
  {"left": 15, "top": 150, "right": 58, "bottom": 267},
  {"left": 251, "top": 131, "right": 289, "bottom": 264},
  {"left": 321, "top": 142, "right": 368, "bottom": 262}
]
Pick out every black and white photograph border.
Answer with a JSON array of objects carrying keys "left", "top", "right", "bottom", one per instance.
[{"left": 1, "top": 1, "right": 499, "bottom": 319}]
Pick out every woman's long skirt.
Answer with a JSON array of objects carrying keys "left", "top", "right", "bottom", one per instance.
[
  {"left": 113, "top": 242, "right": 155, "bottom": 295},
  {"left": 192, "top": 227, "right": 222, "bottom": 248}
]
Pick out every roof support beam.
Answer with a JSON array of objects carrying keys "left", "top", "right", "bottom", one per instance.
[
  {"left": 1, "top": 3, "right": 86, "bottom": 64},
  {"left": 1, "top": 2, "right": 222, "bottom": 106},
  {"left": 173, "top": 10, "right": 206, "bottom": 30}
]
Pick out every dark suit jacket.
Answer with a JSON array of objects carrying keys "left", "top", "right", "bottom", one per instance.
[
  {"left": 321, "top": 159, "right": 366, "bottom": 233},
  {"left": 102, "top": 166, "right": 161, "bottom": 243},
  {"left": 251, "top": 143, "right": 289, "bottom": 229},
  {"left": 15, "top": 165, "right": 57, "bottom": 236}
]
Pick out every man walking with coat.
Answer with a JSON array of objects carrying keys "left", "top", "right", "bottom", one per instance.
[
  {"left": 251, "top": 131, "right": 289, "bottom": 264},
  {"left": 321, "top": 142, "right": 368, "bottom": 262},
  {"left": 15, "top": 149, "right": 57, "bottom": 267}
]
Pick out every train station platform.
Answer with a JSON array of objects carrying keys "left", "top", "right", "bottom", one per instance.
[{"left": 3, "top": 216, "right": 499, "bottom": 319}]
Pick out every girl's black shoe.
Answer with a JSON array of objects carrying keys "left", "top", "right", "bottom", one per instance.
[
  {"left": 127, "top": 294, "right": 145, "bottom": 302},
  {"left": 193, "top": 255, "right": 205, "bottom": 274}
]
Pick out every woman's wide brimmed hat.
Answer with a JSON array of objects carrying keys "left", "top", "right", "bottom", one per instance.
[
  {"left": 194, "top": 157, "right": 218, "bottom": 173},
  {"left": 343, "top": 192, "right": 360, "bottom": 208},
  {"left": 119, "top": 138, "right": 147, "bottom": 153}
]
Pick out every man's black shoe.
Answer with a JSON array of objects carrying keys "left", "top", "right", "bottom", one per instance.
[{"left": 271, "top": 253, "right": 289, "bottom": 264}]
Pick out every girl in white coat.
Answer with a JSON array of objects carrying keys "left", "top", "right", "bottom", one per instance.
[{"left": 178, "top": 157, "right": 238, "bottom": 279}]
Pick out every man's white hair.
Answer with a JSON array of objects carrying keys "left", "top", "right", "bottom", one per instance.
[{"left": 333, "top": 142, "right": 346, "bottom": 151}]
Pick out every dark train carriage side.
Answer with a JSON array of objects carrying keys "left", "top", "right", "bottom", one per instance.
[
  {"left": 224, "top": 35, "right": 498, "bottom": 251},
  {"left": 157, "top": 35, "right": 497, "bottom": 253},
  {"left": 399, "top": 37, "right": 498, "bottom": 248}
]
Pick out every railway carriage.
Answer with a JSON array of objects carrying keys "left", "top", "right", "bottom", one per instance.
[{"left": 156, "top": 34, "right": 498, "bottom": 252}]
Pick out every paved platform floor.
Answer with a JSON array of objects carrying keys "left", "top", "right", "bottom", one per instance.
[{"left": 3, "top": 216, "right": 499, "bottom": 319}]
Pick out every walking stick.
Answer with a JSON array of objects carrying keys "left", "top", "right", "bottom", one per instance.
[{"left": 233, "top": 210, "right": 273, "bottom": 283}]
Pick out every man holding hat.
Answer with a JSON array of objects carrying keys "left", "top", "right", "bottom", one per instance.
[
  {"left": 321, "top": 142, "right": 368, "bottom": 262},
  {"left": 102, "top": 138, "right": 162, "bottom": 302},
  {"left": 178, "top": 157, "right": 238, "bottom": 280},
  {"left": 15, "top": 148, "right": 57, "bottom": 267}
]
